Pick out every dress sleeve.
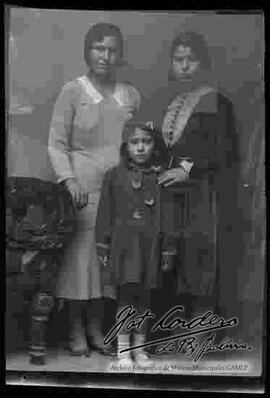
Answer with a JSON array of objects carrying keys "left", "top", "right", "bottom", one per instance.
[
  {"left": 216, "top": 94, "right": 239, "bottom": 213},
  {"left": 95, "top": 169, "right": 115, "bottom": 258},
  {"left": 188, "top": 93, "right": 237, "bottom": 181},
  {"left": 218, "top": 95, "right": 239, "bottom": 171},
  {"left": 48, "top": 82, "right": 76, "bottom": 183},
  {"left": 123, "top": 83, "right": 141, "bottom": 117},
  {"left": 187, "top": 113, "right": 219, "bottom": 180},
  {"left": 133, "top": 86, "right": 141, "bottom": 113}
]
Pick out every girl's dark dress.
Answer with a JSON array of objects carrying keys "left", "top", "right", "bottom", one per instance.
[{"left": 95, "top": 161, "right": 180, "bottom": 299}]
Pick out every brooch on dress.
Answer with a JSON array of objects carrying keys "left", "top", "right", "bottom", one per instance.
[
  {"left": 144, "top": 198, "right": 155, "bottom": 207},
  {"left": 131, "top": 178, "right": 142, "bottom": 190},
  {"left": 151, "top": 165, "right": 162, "bottom": 174},
  {"left": 131, "top": 170, "right": 143, "bottom": 190},
  {"left": 133, "top": 209, "right": 143, "bottom": 219}
]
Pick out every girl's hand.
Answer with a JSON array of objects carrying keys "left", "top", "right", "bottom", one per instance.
[
  {"left": 162, "top": 253, "right": 175, "bottom": 272},
  {"left": 97, "top": 255, "right": 109, "bottom": 267},
  {"left": 158, "top": 168, "right": 189, "bottom": 187},
  {"left": 96, "top": 245, "right": 110, "bottom": 267},
  {"left": 65, "top": 178, "right": 89, "bottom": 210}
]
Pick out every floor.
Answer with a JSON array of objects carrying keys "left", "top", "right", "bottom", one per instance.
[
  {"left": 6, "top": 343, "right": 263, "bottom": 377},
  {"left": 6, "top": 284, "right": 265, "bottom": 379}
]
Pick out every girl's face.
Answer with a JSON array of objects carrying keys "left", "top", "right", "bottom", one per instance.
[
  {"left": 88, "top": 35, "right": 121, "bottom": 77},
  {"left": 171, "top": 44, "right": 201, "bottom": 81},
  {"left": 127, "top": 128, "right": 154, "bottom": 165}
]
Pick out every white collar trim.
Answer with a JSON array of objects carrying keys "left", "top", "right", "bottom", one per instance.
[{"left": 78, "top": 75, "right": 123, "bottom": 105}]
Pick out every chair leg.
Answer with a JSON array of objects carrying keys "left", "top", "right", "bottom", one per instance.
[{"left": 30, "top": 291, "right": 54, "bottom": 365}]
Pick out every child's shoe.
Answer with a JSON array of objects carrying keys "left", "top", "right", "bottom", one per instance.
[
  {"left": 133, "top": 333, "right": 153, "bottom": 366},
  {"left": 133, "top": 349, "right": 153, "bottom": 366},
  {"left": 116, "top": 354, "right": 134, "bottom": 368},
  {"left": 112, "top": 333, "right": 134, "bottom": 371}
]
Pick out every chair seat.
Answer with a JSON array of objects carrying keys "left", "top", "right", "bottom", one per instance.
[{"left": 6, "top": 177, "right": 75, "bottom": 252}]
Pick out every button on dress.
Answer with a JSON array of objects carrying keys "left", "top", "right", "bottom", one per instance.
[{"left": 48, "top": 75, "right": 140, "bottom": 299}]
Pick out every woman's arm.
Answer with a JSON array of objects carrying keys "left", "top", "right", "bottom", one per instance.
[
  {"left": 187, "top": 113, "right": 220, "bottom": 180},
  {"left": 158, "top": 91, "right": 218, "bottom": 186},
  {"left": 129, "top": 85, "right": 141, "bottom": 114},
  {"left": 48, "top": 82, "right": 88, "bottom": 209},
  {"left": 48, "top": 82, "right": 76, "bottom": 183},
  {"left": 123, "top": 83, "right": 141, "bottom": 120},
  {"left": 189, "top": 94, "right": 238, "bottom": 181}
]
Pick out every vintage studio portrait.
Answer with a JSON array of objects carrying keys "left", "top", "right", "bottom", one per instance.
[{"left": 5, "top": 7, "right": 265, "bottom": 386}]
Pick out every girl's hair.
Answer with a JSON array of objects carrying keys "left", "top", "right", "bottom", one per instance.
[
  {"left": 120, "top": 122, "right": 167, "bottom": 166},
  {"left": 170, "top": 31, "right": 211, "bottom": 70},
  {"left": 83, "top": 23, "right": 124, "bottom": 67}
]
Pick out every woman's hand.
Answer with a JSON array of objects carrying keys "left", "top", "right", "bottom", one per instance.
[
  {"left": 158, "top": 168, "right": 189, "bottom": 187},
  {"left": 65, "top": 178, "right": 89, "bottom": 210}
]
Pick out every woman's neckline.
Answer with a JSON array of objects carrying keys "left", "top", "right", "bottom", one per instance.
[
  {"left": 125, "top": 159, "right": 157, "bottom": 171},
  {"left": 84, "top": 73, "right": 117, "bottom": 99},
  {"left": 168, "top": 76, "right": 216, "bottom": 93}
]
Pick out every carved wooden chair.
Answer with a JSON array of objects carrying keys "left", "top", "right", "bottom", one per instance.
[{"left": 6, "top": 177, "right": 75, "bottom": 365}]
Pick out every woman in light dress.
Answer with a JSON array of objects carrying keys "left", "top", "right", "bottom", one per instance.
[{"left": 48, "top": 23, "right": 140, "bottom": 356}]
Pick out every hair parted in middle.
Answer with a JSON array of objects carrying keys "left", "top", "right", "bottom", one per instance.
[
  {"left": 170, "top": 31, "right": 211, "bottom": 70},
  {"left": 120, "top": 119, "right": 167, "bottom": 166}
]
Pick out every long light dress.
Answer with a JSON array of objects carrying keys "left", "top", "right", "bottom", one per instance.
[{"left": 48, "top": 75, "right": 140, "bottom": 299}]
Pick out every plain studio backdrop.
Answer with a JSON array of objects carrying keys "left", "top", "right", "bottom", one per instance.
[{"left": 6, "top": 8, "right": 265, "bottom": 361}]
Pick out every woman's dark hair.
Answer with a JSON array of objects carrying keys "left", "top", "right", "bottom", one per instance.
[
  {"left": 84, "top": 23, "right": 124, "bottom": 67},
  {"left": 120, "top": 124, "right": 167, "bottom": 166},
  {"left": 170, "top": 31, "right": 211, "bottom": 70}
]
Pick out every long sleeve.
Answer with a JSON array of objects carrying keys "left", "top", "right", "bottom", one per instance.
[
  {"left": 48, "top": 82, "right": 76, "bottom": 183},
  {"left": 187, "top": 114, "right": 220, "bottom": 181},
  {"left": 218, "top": 95, "right": 238, "bottom": 172},
  {"left": 129, "top": 84, "right": 141, "bottom": 114},
  {"left": 162, "top": 233, "right": 178, "bottom": 255},
  {"left": 187, "top": 94, "right": 237, "bottom": 181},
  {"left": 95, "top": 169, "right": 115, "bottom": 259},
  {"left": 189, "top": 95, "right": 238, "bottom": 183},
  {"left": 123, "top": 83, "right": 141, "bottom": 117},
  {"left": 217, "top": 95, "right": 239, "bottom": 220}
]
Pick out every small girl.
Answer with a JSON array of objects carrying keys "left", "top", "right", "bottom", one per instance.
[{"left": 95, "top": 118, "right": 180, "bottom": 366}]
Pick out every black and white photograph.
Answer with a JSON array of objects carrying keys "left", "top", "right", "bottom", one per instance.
[{"left": 5, "top": 6, "right": 265, "bottom": 392}]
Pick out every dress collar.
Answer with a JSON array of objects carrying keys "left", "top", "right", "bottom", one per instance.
[
  {"left": 125, "top": 159, "right": 162, "bottom": 174},
  {"left": 78, "top": 75, "right": 123, "bottom": 105}
]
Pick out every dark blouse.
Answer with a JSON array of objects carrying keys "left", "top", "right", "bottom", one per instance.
[{"left": 139, "top": 84, "right": 240, "bottom": 298}]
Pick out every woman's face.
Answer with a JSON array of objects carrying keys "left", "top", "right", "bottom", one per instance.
[
  {"left": 171, "top": 44, "right": 201, "bottom": 81},
  {"left": 127, "top": 128, "right": 154, "bottom": 165},
  {"left": 88, "top": 35, "right": 121, "bottom": 77}
]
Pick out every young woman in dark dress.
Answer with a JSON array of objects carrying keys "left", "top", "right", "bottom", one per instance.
[{"left": 140, "top": 31, "right": 239, "bottom": 349}]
